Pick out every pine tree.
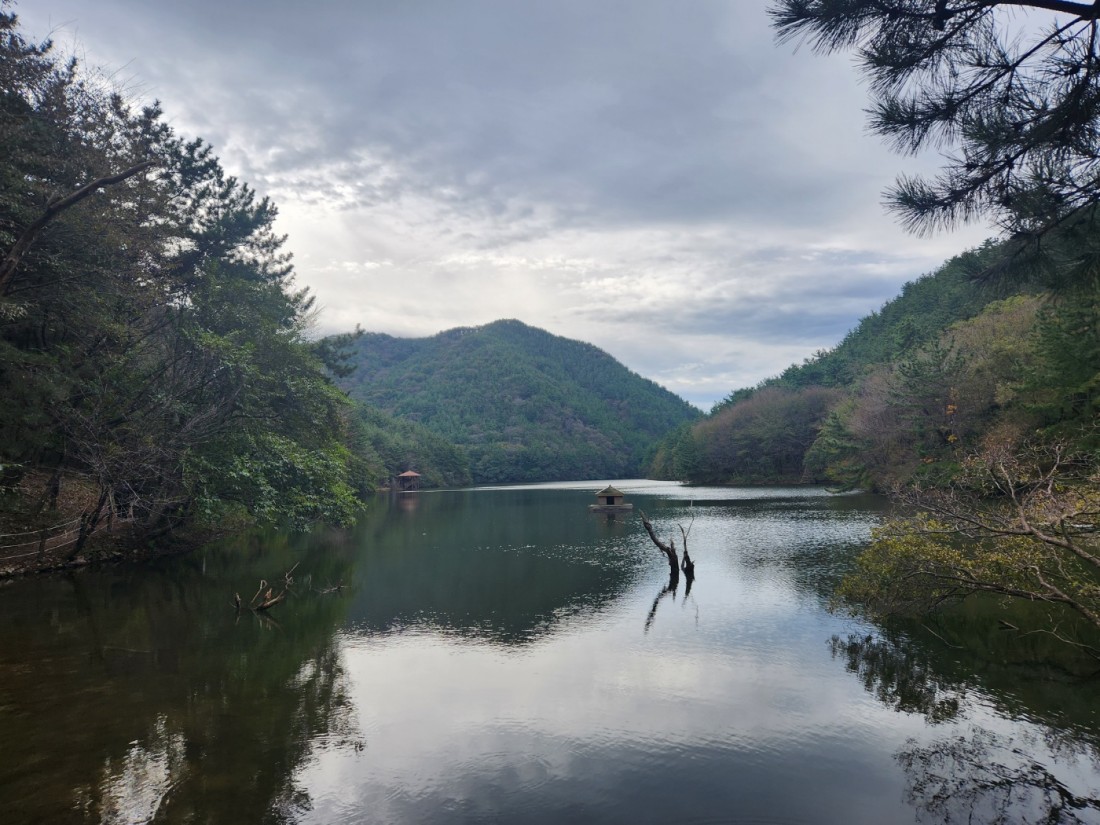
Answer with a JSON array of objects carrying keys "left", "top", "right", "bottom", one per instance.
[{"left": 771, "top": 1, "right": 1100, "bottom": 251}]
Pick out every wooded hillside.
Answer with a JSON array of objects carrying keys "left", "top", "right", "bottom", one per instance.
[
  {"left": 650, "top": 240, "right": 1098, "bottom": 490},
  {"left": 336, "top": 319, "right": 702, "bottom": 484}
]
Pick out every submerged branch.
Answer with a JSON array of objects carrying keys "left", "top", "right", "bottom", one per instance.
[{"left": 240, "top": 562, "right": 302, "bottom": 613}]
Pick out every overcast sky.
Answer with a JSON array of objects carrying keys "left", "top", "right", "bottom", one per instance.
[{"left": 19, "top": 1, "right": 992, "bottom": 409}]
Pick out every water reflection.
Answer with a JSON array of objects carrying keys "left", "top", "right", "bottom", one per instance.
[
  {"left": 72, "top": 716, "right": 185, "bottom": 824},
  {"left": 0, "top": 531, "right": 359, "bottom": 823},
  {"left": 900, "top": 729, "right": 1100, "bottom": 825},
  {"left": 644, "top": 570, "right": 695, "bottom": 634},
  {"left": 395, "top": 492, "right": 420, "bottom": 513},
  {"left": 343, "top": 487, "right": 647, "bottom": 644},
  {"left": 288, "top": 487, "right": 919, "bottom": 823},
  {"left": 5, "top": 484, "right": 1100, "bottom": 824},
  {"left": 830, "top": 633, "right": 963, "bottom": 723},
  {"left": 832, "top": 631, "right": 1100, "bottom": 824}
]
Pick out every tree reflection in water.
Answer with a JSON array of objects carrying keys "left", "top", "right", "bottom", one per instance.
[
  {"left": 831, "top": 632, "right": 1100, "bottom": 824},
  {"left": 829, "top": 633, "right": 962, "bottom": 723},
  {"left": 71, "top": 716, "right": 186, "bottom": 824},
  {"left": 899, "top": 729, "right": 1100, "bottom": 825},
  {"left": 644, "top": 571, "right": 694, "bottom": 633},
  {"left": 0, "top": 530, "right": 361, "bottom": 824},
  {"left": 69, "top": 614, "right": 359, "bottom": 825}
]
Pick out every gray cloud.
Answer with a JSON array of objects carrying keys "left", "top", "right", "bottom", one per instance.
[{"left": 19, "top": 0, "right": 994, "bottom": 409}]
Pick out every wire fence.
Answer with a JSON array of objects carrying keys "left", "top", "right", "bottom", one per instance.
[
  {"left": 0, "top": 515, "right": 82, "bottom": 540},
  {"left": 0, "top": 513, "right": 124, "bottom": 564},
  {"left": 0, "top": 533, "right": 82, "bottom": 561}
]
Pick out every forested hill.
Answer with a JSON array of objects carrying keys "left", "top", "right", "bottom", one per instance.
[
  {"left": 336, "top": 320, "right": 701, "bottom": 484},
  {"left": 714, "top": 240, "right": 1022, "bottom": 409},
  {"left": 650, "top": 238, "right": 1097, "bottom": 489}
]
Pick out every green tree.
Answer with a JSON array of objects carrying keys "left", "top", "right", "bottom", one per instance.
[
  {"left": 686, "top": 385, "right": 843, "bottom": 485},
  {"left": 336, "top": 319, "right": 699, "bottom": 485},
  {"left": 345, "top": 403, "right": 472, "bottom": 491},
  {"left": 839, "top": 439, "right": 1100, "bottom": 648},
  {"left": 0, "top": 6, "right": 359, "bottom": 557},
  {"left": 804, "top": 296, "right": 1042, "bottom": 490},
  {"left": 1026, "top": 276, "right": 1100, "bottom": 427}
]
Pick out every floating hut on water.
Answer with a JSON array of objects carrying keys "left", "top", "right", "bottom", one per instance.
[
  {"left": 589, "top": 484, "right": 633, "bottom": 512},
  {"left": 396, "top": 470, "right": 421, "bottom": 492}
]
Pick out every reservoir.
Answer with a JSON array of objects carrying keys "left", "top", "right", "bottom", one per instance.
[{"left": 2, "top": 481, "right": 1098, "bottom": 823}]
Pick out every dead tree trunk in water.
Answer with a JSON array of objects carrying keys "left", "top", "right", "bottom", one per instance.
[
  {"left": 640, "top": 511, "right": 696, "bottom": 585},
  {"left": 640, "top": 511, "right": 681, "bottom": 585},
  {"left": 242, "top": 562, "right": 300, "bottom": 612},
  {"left": 680, "top": 544, "right": 695, "bottom": 580},
  {"left": 641, "top": 513, "right": 698, "bottom": 632}
]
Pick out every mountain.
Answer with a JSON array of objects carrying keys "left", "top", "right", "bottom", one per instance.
[{"left": 336, "top": 319, "right": 701, "bottom": 484}]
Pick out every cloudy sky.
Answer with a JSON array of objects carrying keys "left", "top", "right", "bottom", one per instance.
[{"left": 19, "top": 1, "right": 992, "bottom": 409}]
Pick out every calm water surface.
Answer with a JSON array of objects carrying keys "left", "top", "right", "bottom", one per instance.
[{"left": 2, "top": 481, "right": 1099, "bottom": 824}]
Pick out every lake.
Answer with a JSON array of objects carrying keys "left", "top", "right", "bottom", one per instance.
[{"left": 2, "top": 481, "right": 1099, "bottom": 824}]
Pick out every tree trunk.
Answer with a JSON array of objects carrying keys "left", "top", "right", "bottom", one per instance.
[
  {"left": 71, "top": 487, "right": 109, "bottom": 559},
  {"left": 640, "top": 511, "right": 681, "bottom": 585}
]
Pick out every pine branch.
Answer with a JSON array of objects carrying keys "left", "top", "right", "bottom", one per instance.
[{"left": 0, "top": 160, "right": 157, "bottom": 295}]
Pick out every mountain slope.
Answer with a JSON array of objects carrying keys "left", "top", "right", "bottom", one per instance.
[
  {"left": 346, "top": 404, "right": 473, "bottom": 492},
  {"left": 337, "top": 320, "right": 701, "bottom": 483},
  {"left": 714, "top": 240, "right": 1026, "bottom": 409},
  {"left": 651, "top": 236, "right": 1098, "bottom": 490}
]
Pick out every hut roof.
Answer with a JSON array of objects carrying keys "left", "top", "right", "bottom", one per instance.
[
  {"left": 595, "top": 485, "right": 624, "bottom": 497},
  {"left": 397, "top": 470, "right": 421, "bottom": 477}
]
